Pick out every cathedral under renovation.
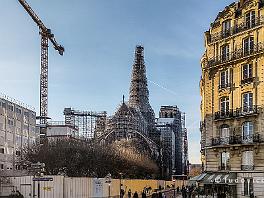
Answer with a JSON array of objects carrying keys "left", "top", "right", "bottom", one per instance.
[
  {"left": 96, "top": 45, "right": 188, "bottom": 178},
  {"left": 98, "top": 46, "right": 159, "bottom": 156}
]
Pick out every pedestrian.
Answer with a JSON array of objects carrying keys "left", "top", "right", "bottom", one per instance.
[
  {"left": 120, "top": 188, "right": 125, "bottom": 198},
  {"left": 158, "top": 192, "right": 162, "bottom": 198},
  {"left": 128, "top": 189, "right": 132, "bottom": 198},
  {"left": 182, "top": 186, "right": 187, "bottom": 198},
  {"left": 162, "top": 192, "right": 166, "bottom": 198},
  {"left": 133, "top": 191, "right": 139, "bottom": 198},
  {"left": 142, "top": 190, "right": 147, "bottom": 198},
  {"left": 176, "top": 186, "right": 179, "bottom": 193}
]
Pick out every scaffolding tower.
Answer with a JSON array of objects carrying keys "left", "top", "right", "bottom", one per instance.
[
  {"left": 181, "top": 113, "right": 189, "bottom": 175},
  {"left": 63, "top": 108, "right": 107, "bottom": 139}
]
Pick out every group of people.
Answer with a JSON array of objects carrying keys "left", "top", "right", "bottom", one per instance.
[
  {"left": 178, "top": 185, "right": 198, "bottom": 198},
  {"left": 121, "top": 185, "right": 198, "bottom": 198},
  {"left": 121, "top": 187, "right": 150, "bottom": 198}
]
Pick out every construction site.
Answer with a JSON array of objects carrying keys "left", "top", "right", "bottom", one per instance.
[{"left": 0, "top": 0, "right": 190, "bottom": 197}]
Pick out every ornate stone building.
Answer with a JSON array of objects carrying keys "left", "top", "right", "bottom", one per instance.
[{"left": 200, "top": 0, "right": 264, "bottom": 197}]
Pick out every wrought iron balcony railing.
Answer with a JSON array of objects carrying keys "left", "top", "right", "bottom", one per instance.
[
  {"left": 241, "top": 165, "right": 254, "bottom": 171},
  {"left": 211, "top": 133, "right": 263, "bottom": 147},
  {"left": 214, "top": 106, "right": 259, "bottom": 120},
  {"left": 207, "top": 42, "right": 264, "bottom": 68},
  {"left": 214, "top": 110, "right": 232, "bottom": 120},
  {"left": 218, "top": 164, "right": 231, "bottom": 171},
  {"left": 241, "top": 77, "right": 255, "bottom": 85},
  {"left": 218, "top": 83, "right": 232, "bottom": 90},
  {"left": 209, "top": 16, "right": 264, "bottom": 43}
]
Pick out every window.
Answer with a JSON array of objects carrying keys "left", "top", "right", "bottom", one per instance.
[
  {"left": 15, "top": 150, "right": 21, "bottom": 156},
  {"left": 221, "top": 45, "right": 230, "bottom": 61},
  {"left": 16, "top": 108, "right": 22, "bottom": 115},
  {"left": 242, "top": 64, "right": 253, "bottom": 80},
  {"left": 222, "top": 20, "right": 231, "bottom": 37},
  {"left": 242, "top": 151, "right": 254, "bottom": 170},
  {"left": 242, "top": 92, "right": 253, "bottom": 112},
  {"left": 24, "top": 111, "right": 29, "bottom": 117},
  {"left": 243, "top": 37, "right": 254, "bottom": 56},
  {"left": 245, "top": 11, "right": 256, "bottom": 28},
  {"left": 7, "top": 104, "right": 14, "bottom": 112},
  {"left": 0, "top": 164, "right": 3, "bottom": 170},
  {"left": 220, "top": 152, "right": 230, "bottom": 170},
  {"left": 8, "top": 119, "right": 14, "bottom": 126},
  {"left": 220, "top": 125, "right": 230, "bottom": 144},
  {"left": 1, "top": 102, "right": 6, "bottom": 109},
  {"left": 220, "top": 97, "right": 229, "bottom": 113},
  {"left": 0, "top": 148, "right": 4, "bottom": 154},
  {"left": 242, "top": 121, "right": 254, "bottom": 143},
  {"left": 220, "top": 70, "right": 229, "bottom": 88},
  {"left": 244, "top": 178, "right": 254, "bottom": 196}
]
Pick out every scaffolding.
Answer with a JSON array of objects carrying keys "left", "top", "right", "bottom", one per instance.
[
  {"left": 63, "top": 108, "right": 107, "bottom": 139},
  {"left": 181, "top": 113, "right": 189, "bottom": 175}
]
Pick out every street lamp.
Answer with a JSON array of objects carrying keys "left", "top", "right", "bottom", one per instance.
[
  {"left": 119, "top": 172, "right": 123, "bottom": 198},
  {"left": 172, "top": 169, "right": 176, "bottom": 198},
  {"left": 105, "top": 173, "right": 112, "bottom": 198}
]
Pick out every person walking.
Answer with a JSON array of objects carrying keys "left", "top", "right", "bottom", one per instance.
[
  {"left": 142, "top": 190, "right": 147, "bottom": 198},
  {"left": 182, "top": 186, "right": 187, "bottom": 198},
  {"left": 128, "top": 189, "right": 132, "bottom": 198},
  {"left": 133, "top": 191, "right": 139, "bottom": 198}
]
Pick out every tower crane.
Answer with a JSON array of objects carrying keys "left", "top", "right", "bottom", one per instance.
[{"left": 18, "top": 0, "right": 64, "bottom": 141}]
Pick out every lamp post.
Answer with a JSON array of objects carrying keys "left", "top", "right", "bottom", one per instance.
[
  {"left": 105, "top": 173, "right": 112, "bottom": 198},
  {"left": 119, "top": 172, "right": 123, "bottom": 198},
  {"left": 172, "top": 169, "right": 176, "bottom": 198}
]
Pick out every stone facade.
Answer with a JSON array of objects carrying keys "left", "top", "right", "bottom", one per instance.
[{"left": 200, "top": 0, "right": 264, "bottom": 197}]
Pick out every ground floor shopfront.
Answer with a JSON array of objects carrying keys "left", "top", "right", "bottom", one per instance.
[{"left": 192, "top": 171, "right": 264, "bottom": 198}]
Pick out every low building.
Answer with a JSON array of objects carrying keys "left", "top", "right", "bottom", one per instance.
[
  {"left": 0, "top": 94, "right": 37, "bottom": 174},
  {"left": 46, "top": 121, "right": 79, "bottom": 141}
]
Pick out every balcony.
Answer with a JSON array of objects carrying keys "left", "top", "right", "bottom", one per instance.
[
  {"left": 209, "top": 16, "right": 264, "bottom": 43},
  {"left": 211, "top": 133, "right": 264, "bottom": 147},
  {"left": 214, "top": 110, "right": 232, "bottom": 120},
  {"left": 241, "top": 165, "right": 254, "bottom": 171},
  {"left": 218, "top": 83, "right": 232, "bottom": 90},
  {"left": 241, "top": 77, "right": 255, "bottom": 85},
  {"left": 218, "top": 164, "right": 231, "bottom": 171},
  {"left": 214, "top": 106, "right": 259, "bottom": 120},
  {"left": 207, "top": 42, "right": 264, "bottom": 68}
]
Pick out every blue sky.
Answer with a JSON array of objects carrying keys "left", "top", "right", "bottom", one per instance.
[{"left": 0, "top": 0, "right": 235, "bottom": 163}]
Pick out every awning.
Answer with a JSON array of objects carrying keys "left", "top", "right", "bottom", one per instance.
[
  {"left": 200, "top": 172, "right": 237, "bottom": 185},
  {"left": 187, "top": 173, "right": 207, "bottom": 186}
]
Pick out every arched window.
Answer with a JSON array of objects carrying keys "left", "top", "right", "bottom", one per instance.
[{"left": 242, "top": 121, "right": 254, "bottom": 143}]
